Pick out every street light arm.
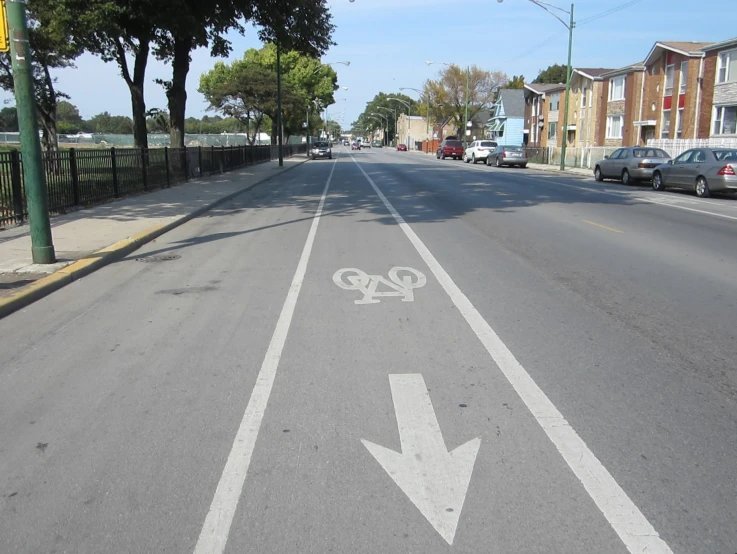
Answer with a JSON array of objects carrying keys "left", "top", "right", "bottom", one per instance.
[{"left": 387, "top": 97, "right": 411, "bottom": 110}]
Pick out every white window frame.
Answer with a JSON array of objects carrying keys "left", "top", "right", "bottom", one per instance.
[
  {"left": 661, "top": 109, "right": 671, "bottom": 139},
  {"left": 676, "top": 107, "right": 684, "bottom": 138},
  {"left": 679, "top": 61, "right": 688, "bottom": 95},
  {"left": 581, "top": 85, "right": 588, "bottom": 108},
  {"left": 606, "top": 115, "right": 623, "bottom": 139},
  {"left": 550, "top": 93, "right": 560, "bottom": 111},
  {"left": 548, "top": 121, "right": 558, "bottom": 140},
  {"left": 712, "top": 105, "right": 737, "bottom": 135},
  {"left": 608, "top": 76, "right": 625, "bottom": 101},
  {"left": 664, "top": 63, "right": 675, "bottom": 97},
  {"left": 717, "top": 49, "right": 737, "bottom": 84}
]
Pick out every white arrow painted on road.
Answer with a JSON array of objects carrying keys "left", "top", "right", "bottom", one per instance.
[{"left": 362, "top": 374, "right": 481, "bottom": 545}]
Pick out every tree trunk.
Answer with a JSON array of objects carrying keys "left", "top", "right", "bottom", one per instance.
[
  {"left": 38, "top": 108, "right": 58, "bottom": 152},
  {"left": 115, "top": 37, "right": 150, "bottom": 149},
  {"left": 167, "top": 36, "right": 193, "bottom": 149}
]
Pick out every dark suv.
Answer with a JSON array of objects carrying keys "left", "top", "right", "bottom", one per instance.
[{"left": 436, "top": 139, "right": 464, "bottom": 160}]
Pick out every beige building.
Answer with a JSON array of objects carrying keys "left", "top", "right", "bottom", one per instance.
[
  {"left": 566, "top": 68, "right": 613, "bottom": 147},
  {"left": 397, "top": 114, "right": 429, "bottom": 149}
]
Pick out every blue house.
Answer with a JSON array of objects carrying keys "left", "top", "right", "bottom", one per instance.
[{"left": 486, "top": 89, "right": 526, "bottom": 146}]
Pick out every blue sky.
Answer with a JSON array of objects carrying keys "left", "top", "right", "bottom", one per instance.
[{"left": 3, "top": 0, "right": 736, "bottom": 129}]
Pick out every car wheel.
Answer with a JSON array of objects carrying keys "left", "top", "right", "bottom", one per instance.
[
  {"left": 652, "top": 172, "right": 665, "bottom": 191},
  {"left": 436, "top": 152, "right": 440, "bottom": 159},
  {"left": 495, "top": 157, "right": 501, "bottom": 168},
  {"left": 622, "top": 169, "right": 631, "bottom": 185},
  {"left": 594, "top": 166, "right": 603, "bottom": 182},
  {"left": 441, "top": 152, "right": 446, "bottom": 160},
  {"left": 695, "top": 176, "right": 711, "bottom": 198},
  {"left": 463, "top": 153, "right": 469, "bottom": 163},
  {"left": 329, "top": 155, "right": 332, "bottom": 159},
  {"left": 520, "top": 164, "right": 527, "bottom": 169},
  {"left": 472, "top": 154, "right": 477, "bottom": 164},
  {"left": 486, "top": 156, "right": 491, "bottom": 166}
]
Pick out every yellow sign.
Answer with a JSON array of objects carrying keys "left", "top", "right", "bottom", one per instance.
[{"left": 0, "top": 1, "right": 8, "bottom": 53}]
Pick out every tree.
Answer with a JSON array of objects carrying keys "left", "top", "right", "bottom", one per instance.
[
  {"left": 200, "top": 45, "right": 339, "bottom": 144},
  {"left": 50, "top": 0, "right": 161, "bottom": 148},
  {"left": 0, "top": 106, "right": 19, "bottom": 132},
  {"left": 422, "top": 65, "right": 508, "bottom": 139},
  {"left": 0, "top": 0, "right": 80, "bottom": 151},
  {"left": 508, "top": 75, "right": 525, "bottom": 89},
  {"left": 56, "top": 100, "right": 84, "bottom": 133},
  {"left": 533, "top": 64, "right": 567, "bottom": 84}
]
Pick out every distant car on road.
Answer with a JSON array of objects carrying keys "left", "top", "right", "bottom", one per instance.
[
  {"left": 310, "top": 140, "right": 332, "bottom": 160},
  {"left": 652, "top": 148, "right": 737, "bottom": 197},
  {"left": 396, "top": 144, "right": 407, "bottom": 151},
  {"left": 351, "top": 141, "right": 361, "bottom": 150},
  {"left": 362, "top": 140, "right": 371, "bottom": 148},
  {"left": 436, "top": 139, "right": 463, "bottom": 160},
  {"left": 372, "top": 140, "right": 383, "bottom": 148},
  {"left": 486, "top": 145, "right": 528, "bottom": 168},
  {"left": 594, "top": 147, "right": 671, "bottom": 184},
  {"left": 463, "top": 140, "right": 498, "bottom": 164}
]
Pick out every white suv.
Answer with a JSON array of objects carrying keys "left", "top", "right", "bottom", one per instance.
[{"left": 463, "top": 140, "right": 498, "bottom": 164}]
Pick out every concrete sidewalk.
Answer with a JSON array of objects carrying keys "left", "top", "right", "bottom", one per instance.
[{"left": 0, "top": 155, "right": 308, "bottom": 316}]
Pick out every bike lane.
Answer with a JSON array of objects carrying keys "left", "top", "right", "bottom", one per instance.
[{"left": 199, "top": 153, "right": 650, "bottom": 554}]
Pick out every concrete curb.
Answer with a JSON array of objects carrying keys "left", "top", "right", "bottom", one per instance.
[
  {"left": 0, "top": 156, "right": 309, "bottom": 320},
  {"left": 526, "top": 164, "right": 593, "bottom": 178}
]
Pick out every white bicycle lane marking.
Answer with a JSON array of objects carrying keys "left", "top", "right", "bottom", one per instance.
[
  {"left": 351, "top": 154, "right": 674, "bottom": 554},
  {"left": 333, "top": 266, "right": 426, "bottom": 304}
]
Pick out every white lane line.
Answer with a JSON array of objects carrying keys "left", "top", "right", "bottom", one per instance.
[
  {"left": 351, "top": 155, "right": 674, "bottom": 554},
  {"left": 193, "top": 157, "right": 338, "bottom": 554}
]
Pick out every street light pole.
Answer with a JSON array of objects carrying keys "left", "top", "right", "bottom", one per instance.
[
  {"left": 386, "top": 97, "right": 412, "bottom": 149},
  {"left": 378, "top": 106, "right": 396, "bottom": 145},
  {"left": 400, "top": 87, "right": 431, "bottom": 153},
  {"left": 7, "top": 0, "right": 55, "bottom": 263},
  {"left": 464, "top": 67, "right": 470, "bottom": 151},
  {"left": 497, "top": 0, "right": 575, "bottom": 170},
  {"left": 276, "top": 42, "right": 284, "bottom": 166}
]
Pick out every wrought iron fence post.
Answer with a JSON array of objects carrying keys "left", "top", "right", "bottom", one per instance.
[
  {"left": 10, "top": 149, "right": 24, "bottom": 223},
  {"left": 69, "top": 148, "right": 80, "bottom": 206},
  {"left": 111, "top": 147, "right": 120, "bottom": 198},
  {"left": 211, "top": 145, "right": 215, "bottom": 175},
  {"left": 221, "top": 145, "right": 225, "bottom": 173},
  {"left": 198, "top": 146, "right": 203, "bottom": 177},
  {"left": 141, "top": 147, "right": 148, "bottom": 190},
  {"left": 164, "top": 147, "right": 170, "bottom": 187},
  {"left": 183, "top": 146, "right": 189, "bottom": 181}
]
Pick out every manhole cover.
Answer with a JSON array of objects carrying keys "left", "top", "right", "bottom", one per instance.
[{"left": 135, "top": 254, "right": 181, "bottom": 262}]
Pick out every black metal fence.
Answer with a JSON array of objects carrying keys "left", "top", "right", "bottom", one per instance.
[{"left": 0, "top": 143, "right": 306, "bottom": 227}]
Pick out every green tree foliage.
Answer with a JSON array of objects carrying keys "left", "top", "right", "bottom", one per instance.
[
  {"left": 422, "top": 65, "right": 508, "bottom": 138},
  {"left": 87, "top": 111, "right": 134, "bottom": 134},
  {"left": 0, "top": 0, "right": 81, "bottom": 151},
  {"left": 56, "top": 100, "right": 84, "bottom": 133},
  {"left": 199, "top": 44, "right": 339, "bottom": 144},
  {"left": 507, "top": 75, "right": 525, "bottom": 89},
  {"left": 0, "top": 106, "right": 19, "bottom": 132},
  {"left": 533, "top": 64, "right": 567, "bottom": 84}
]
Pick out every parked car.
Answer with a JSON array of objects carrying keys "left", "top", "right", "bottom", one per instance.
[
  {"left": 463, "top": 140, "right": 498, "bottom": 164},
  {"left": 396, "top": 144, "right": 407, "bottom": 151},
  {"left": 594, "top": 147, "right": 671, "bottom": 184},
  {"left": 436, "top": 139, "right": 464, "bottom": 160},
  {"left": 362, "top": 141, "right": 371, "bottom": 148},
  {"left": 652, "top": 148, "right": 737, "bottom": 197},
  {"left": 372, "top": 140, "right": 383, "bottom": 148},
  {"left": 486, "top": 145, "right": 528, "bottom": 168},
  {"left": 310, "top": 140, "right": 332, "bottom": 160},
  {"left": 352, "top": 141, "right": 361, "bottom": 150}
]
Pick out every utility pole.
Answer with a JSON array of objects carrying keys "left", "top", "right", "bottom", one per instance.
[
  {"left": 463, "top": 67, "right": 470, "bottom": 151},
  {"left": 276, "top": 42, "right": 284, "bottom": 167},
  {"left": 7, "top": 0, "right": 55, "bottom": 264},
  {"left": 559, "top": 4, "right": 575, "bottom": 171}
]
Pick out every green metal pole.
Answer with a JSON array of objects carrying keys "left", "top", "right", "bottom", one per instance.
[
  {"left": 560, "top": 4, "right": 574, "bottom": 171},
  {"left": 276, "top": 43, "right": 283, "bottom": 166},
  {"left": 426, "top": 96, "right": 430, "bottom": 153},
  {"left": 463, "top": 66, "right": 470, "bottom": 151},
  {"left": 7, "top": 0, "right": 55, "bottom": 264}
]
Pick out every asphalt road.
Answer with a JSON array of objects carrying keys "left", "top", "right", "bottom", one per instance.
[{"left": 1, "top": 147, "right": 735, "bottom": 553}]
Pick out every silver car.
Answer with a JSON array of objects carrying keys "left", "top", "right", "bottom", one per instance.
[
  {"left": 594, "top": 147, "right": 671, "bottom": 185},
  {"left": 310, "top": 141, "right": 332, "bottom": 160},
  {"left": 652, "top": 148, "right": 737, "bottom": 197},
  {"left": 485, "top": 145, "right": 528, "bottom": 168}
]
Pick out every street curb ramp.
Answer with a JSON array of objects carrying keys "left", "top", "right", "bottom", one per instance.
[{"left": 0, "top": 157, "right": 309, "bottom": 320}]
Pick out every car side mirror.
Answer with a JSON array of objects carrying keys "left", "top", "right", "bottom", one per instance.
[
  {"left": 603, "top": 155, "right": 609, "bottom": 159},
  {"left": 667, "top": 159, "right": 674, "bottom": 165}
]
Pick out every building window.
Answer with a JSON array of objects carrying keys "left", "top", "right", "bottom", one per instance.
[
  {"left": 676, "top": 108, "right": 684, "bottom": 138},
  {"left": 550, "top": 93, "right": 560, "bottom": 111},
  {"left": 608, "top": 76, "right": 625, "bottom": 101},
  {"left": 664, "top": 62, "right": 675, "bottom": 97},
  {"left": 581, "top": 86, "right": 588, "bottom": 108},
  {"left": 548, "top": 122, "right": 558, "bottom": 139},
  {"left": 713, "top": 105, "right": 737, "bottom": 135},
  {"left": 606, "top": 115, "right": 623, "bottom": 139},
  {"left": 717, "top": 49, "right": 737, "bottom": 83},
  {"left": 679, "top": 61, "right": 688, "bottom": 95},
  {"left": 661, "top": 110, "right": 671, "bottom": 138}
]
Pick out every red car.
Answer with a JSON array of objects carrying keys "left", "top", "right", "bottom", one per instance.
[
  {"left": 351, "top": 141, "right": 361, "bottom": 150},
  {"left": 436, "top": 139, "right": 463, "bottom": 160},
  {"left": 396, "top": 144, "right": 407, "bottom": 151}
]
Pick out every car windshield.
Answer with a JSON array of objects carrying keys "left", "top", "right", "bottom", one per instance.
[
  {"left": 480, "top": 142, "right": 497, "bottom": 147},
  {"left": 314, "top": 142, "right": 329, "bottom": 148},
  {"left": 633, "top": 148, "right": 669, "bottom": 158},
  {"left": 445, "top": 140, "right": 462, "bottom": 146},
  {"left": 505, "top": 147, "right": 524, "bottom": 152},
  {"left": 712, "top": 149, "right": 737, "bottom": 161}
]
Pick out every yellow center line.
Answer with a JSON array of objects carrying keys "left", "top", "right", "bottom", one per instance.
[{"left": 582, "top": 219, "right": 624, "bottom": 234}]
